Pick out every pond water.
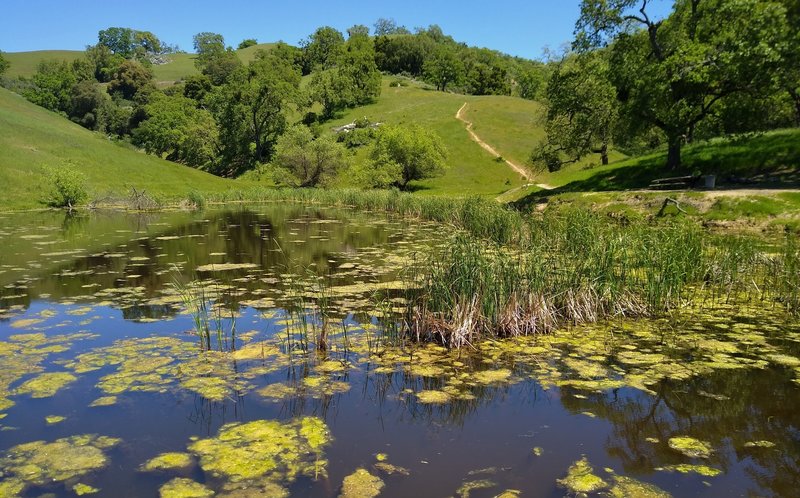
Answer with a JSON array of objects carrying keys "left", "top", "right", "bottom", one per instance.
[{"left": 0, "top": 205, "right": 799, "bottom": 497}]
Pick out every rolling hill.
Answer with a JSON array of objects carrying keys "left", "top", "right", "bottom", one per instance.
[
  {"left": 0, "top": 87, "right": 237, "bottom": 211},
  {"left": 2, "top": 43, "right": 278, "bottom": 85}
]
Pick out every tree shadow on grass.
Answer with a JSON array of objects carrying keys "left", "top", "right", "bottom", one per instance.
[{"left": 514, "top": 130, "right": 800, "bottom": 209}]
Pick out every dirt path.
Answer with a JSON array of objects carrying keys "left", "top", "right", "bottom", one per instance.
[{"left": 456, "top": 103, "right": 554, "bottom": 190}]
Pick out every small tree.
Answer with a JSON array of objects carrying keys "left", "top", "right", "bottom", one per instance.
[
  {"left": 271, "top": 125, "right": 348, "bottom": 187},
  {"left": 301, "top": 26, "right": 345, "bottom": 73},
  {"left": 369, "top": 124, "right": 447, "bottom": 189},
  {"left": 237, "top": 38, "right": 258, "bottom": 50},
  {"left": 0, "top": 51, "right": 9, "bottom": 76},
  {"left": 423, "top": 46, "right": 464, "bottom": 92},
  {"left": 193, "top": 32, "right": 241, "bottom": 85}
]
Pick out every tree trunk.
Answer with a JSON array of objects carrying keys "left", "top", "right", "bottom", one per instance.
[
  {"left": 790, "top": 88, "right": 800, "bottom": 127},
  {"left": 600, "top": 143, "right": 608, "bottom": 165},
  {"left": 666, "top": 134, "right": 682, "bottom": 170}
]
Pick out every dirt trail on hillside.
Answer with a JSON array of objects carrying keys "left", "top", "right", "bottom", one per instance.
[{"left": 456, "top": 102, "right": 554, "bottom": 190}]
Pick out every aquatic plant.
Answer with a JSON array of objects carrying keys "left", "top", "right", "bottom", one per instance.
[
  {"left": 0, "top": 434, "right": 120, "bottom": 493},
  {"left": 171, "top": 276, "right": 237, "bottom": 352},
  {"left": 340, "top": 468, "right": 385, "bottom": 498},
  {"left": 557, "top": 456, "right": 608, "bottom": 494}
]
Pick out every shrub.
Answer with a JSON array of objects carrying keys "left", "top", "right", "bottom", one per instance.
[{"left": 45, "top": 166, "right": 88, "bottom": 208}]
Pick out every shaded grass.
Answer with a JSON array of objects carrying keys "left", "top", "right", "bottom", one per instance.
[
  {"left": 521, "top": 129, "right": 800, "bottom": 197},
  {"left": 0, "top": 87, "right": 237, "bottom": 210}
]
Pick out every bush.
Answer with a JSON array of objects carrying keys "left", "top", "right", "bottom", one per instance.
[{"left": 45, "top": 166, "right": 88, "bottom": 208}]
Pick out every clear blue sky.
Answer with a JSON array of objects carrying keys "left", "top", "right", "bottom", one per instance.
[{"left": 0, "top": 0, "right": 673, "bottom": 60}]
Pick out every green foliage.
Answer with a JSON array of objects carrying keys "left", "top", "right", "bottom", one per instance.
[
  {"left": 0, "top": 51, "right": 10, "bottom": 76},
  {"left": 84, "top": 44, "right": 124, "bottom": 82},
  {"left": 193, "top": 32, "right": 242, "bottom": 85},
  {"left": 208, "top": 52, "right": 301, "bottom": 174},
  {"left": 301, "top": 26, "right": 345, "bottom": 74},
  {"left": 463, "top": 48, "right": 511, "bottom": 96},
  {"left": 23, "top": 60, "right": 77, "bottom": 113},
  {"left": 107, "top": 59, "right": 153, "bottom": 100},
  {"left": 309, "top": 32, "right": 381, "bottom": 120},
  {"left": 533, "top": 51, "right": 618, "bottom": 171},
  {"left": 368, "top": 124, "right": 448, "bottom": 189},
  {"left": 271, "top": 125, "right": 349, "bottom": 187},
  {"left": 374, "top": 34, "right": 436, "bottom": 77},
  {"left": 98, "top": 27, "right": 164, "bottom": 59},
  {"left": 182, "top": 74, "right": 213, "bottom": 103},
  {"left": 576, "top": 0, "right": 791, "bottom": 169},
  {"left": 373, "top": 18, "right": 410, "bottom": 36},
  {"left": 423, "top": 46, "right": 464, "bottom": 92},
  {"left": 45, "top": 165, "right": 88, "bottom": 208},
  {"left": 68, "top": 79, "right": 112, "bottom": 130},
  {"left": 237, "top": 39, "right": 258, "bottom": 50},
  {"left": 133, "top": 93, "right": 218, "bottom": 169}
]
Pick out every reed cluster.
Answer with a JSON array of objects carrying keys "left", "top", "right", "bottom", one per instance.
[{"left": 401, "top": 210, "right": 799, "bottom": 347}]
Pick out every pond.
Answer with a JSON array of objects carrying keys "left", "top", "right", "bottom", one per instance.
[{"left": 0, "top": 205, "right": 798, "bottom": 497}]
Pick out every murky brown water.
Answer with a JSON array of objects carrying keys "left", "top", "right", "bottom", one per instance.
[{"left": 0, "top": 206, "right": 798, "bottom": 497}]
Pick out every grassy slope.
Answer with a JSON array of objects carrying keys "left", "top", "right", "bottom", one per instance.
[
  {"left": 0, "top": 88, "right": 236, "bottom": 210},
  {"left": 4, "top": 44, "right": 278, "bottom": 84},
  {"left": 325, "top": 79, "right": 536, "bottom": 197},
  {"left": 3, "top": 50, "right": 83, "bottom": 78}
]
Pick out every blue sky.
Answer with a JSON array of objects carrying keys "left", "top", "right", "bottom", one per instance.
[{"left": 0, "top": 0, "right": 673, "bottom": 60}]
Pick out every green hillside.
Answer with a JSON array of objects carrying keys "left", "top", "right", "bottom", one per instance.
[
  {"left": 0, "top": 87, "right": 236, "bottom": 210},
  {"left": 326, "top": 79, "right": 542, "bottom": 197},
  {"left": 3, "top": 50, "right": 83, "bottom": 78},
  {"left": 4, "top": 43, "right": 278, "bottom": 85}
]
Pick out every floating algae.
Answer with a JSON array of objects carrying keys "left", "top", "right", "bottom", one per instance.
[
  {"left": 186, "top": 417, "right": 331, "bottom": 487},
  {"left": 0, "top": 434, "right": 120, "bottom": 492},
  {"left": 340, "top": 468, "right": 385, "bottom": 498},
  {"left": 142, "top": 452, "right": 194, "bottom": 472},
  {"left": 608, "top": 475, "right": 671, "bottom": 497},
  {"left": 15, "top": 372, "right": 77, "bottom": 398},
  {"left": 159, "top": 478, "right": 213, "bottom": 498},
  {"left": 472, "top": 368, "right": 512, "bottom": 384},
  {"left": 416, "top": 390, "right": 451, "bottom": 404},
  {"left": 744, "top": 440, "right": 776, "bottom": 448},
  {"left": 374, "top": 462, "right": 410, "bottom": 476},
  {"left": 73, "top": 483, "right": 100, "bottom": 495},
  {"left": 557, "top": 456, "right": 608, "bottom": 494},
  {"left": 667, "top": 436, "right": 713, "bottom": 458},
  {"left": 456, "top": 479, "right": 496, "bottom": 498},
  {"left": 89, "top": 396, "right": 117, "bottom": 407},
  {"left": 45, "top": 415, "right": 66, "bottom": 424},
  {"left": 195, "top": 263, "right": 259, "bottom": 272},
  {"left": 656, "top": 464, "right": 722, "bottom": 477},
  {"left": 0, "top": 332, "right": 94, "bottom": 414}
]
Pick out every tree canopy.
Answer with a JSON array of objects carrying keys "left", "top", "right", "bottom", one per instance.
[
  {"left": 533, "top": 51, "right": 618, "bottom": 171},
  {"left": 575, "top": 0, "right": 791, "bottom": 169}
]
